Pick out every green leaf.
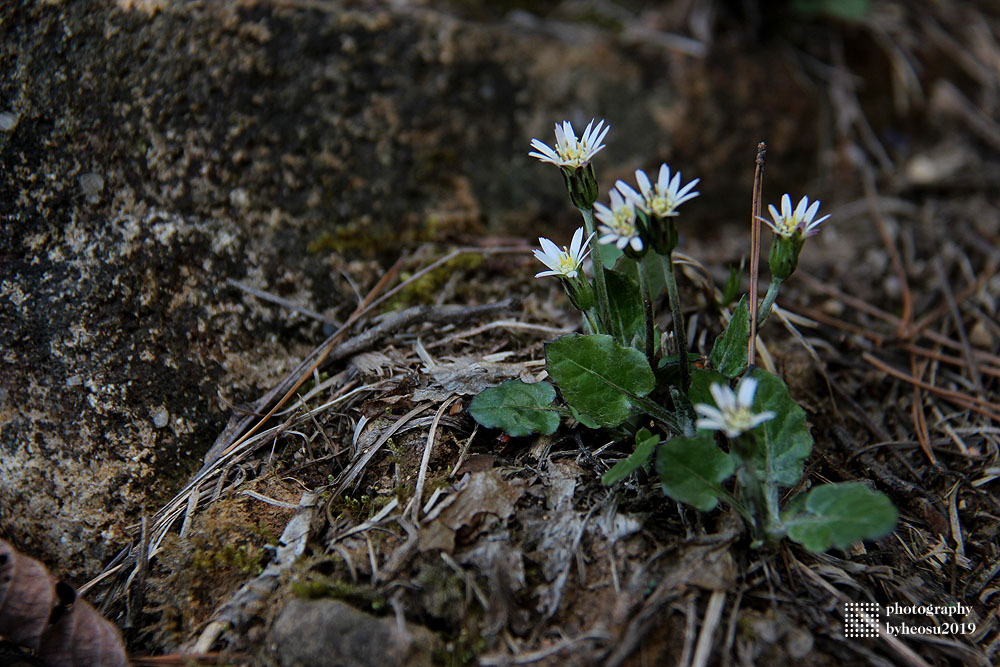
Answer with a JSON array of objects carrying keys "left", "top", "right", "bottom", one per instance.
[
  {"left": 656, "top": 431, "right": 735, "bottom": 511},
  {"left": 602, "top": 428, "right": 660, "bottom": 485},
  {"left": 545, "top": 334, "right": 655, "bottom": 428},
  {"left": 709, "top": 294, "right": 749, "bottom": 377},
  {"left": 468, "top": 380, "right": 560, "bottom": 437},
  {"left": 721, "top": 263, "right": 743, "bottom": 308},
  {"left": 615, "top": 250, "right": 666, "bottom": 298},
  {"left": 569, "top": 405, "right": 599, "bottom": 430},
  {"left": 688, "top": 368, "right": 728, "bottom": 408},
  {"left": 784, "top": 483, "right": 897, "bottom": 552},
  {"left": 746, "top": 368, "right": 813, "bottom": 488},
  {"left": 598, "top": 243, "right": 622, "bottom": 269},
  {"left": 604, "top": 270, "right": 644, "bottom": 347}
]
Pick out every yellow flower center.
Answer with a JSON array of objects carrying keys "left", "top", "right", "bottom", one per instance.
[
  {"left": 557, "top": 251, "right": 578, "bottom": 275},
  {"left": 726, "top": 407, "right": 757, "bottom": 434},
  {"left": 650, "top": 195, "right": 673, "bottom": 218}
]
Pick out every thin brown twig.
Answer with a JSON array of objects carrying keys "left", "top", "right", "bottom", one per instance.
[
  {"left": 748, "top": 141, "right": 766, "bottom": 366},
  {"left": 862, "top": 169, "right": 913, "bottom": 337},
  {"left": 934, "top": 256, "right": 983, "bottom": 393},
  {"left": 909, "top": 351, "right": 936, "bottom": 465},
  {"left": 863, "top": 352, "right": 1000, "bottom": 423},
  {"left": 781, "top": 304, "right": 886, "bottom": 346},
  {"left": 789, "top": 276, "right": 1000, "bottom": 367},
  {"left": 900, "top": 343, "right": 1000, "bottom": 380},
  {"left": 796, "top": 270, "right": 900, "bottom": 326}
]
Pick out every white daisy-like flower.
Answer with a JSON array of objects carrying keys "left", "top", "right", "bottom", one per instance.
[
  {"left": 694, "top": 377, "right": 776, "bottom": 438},
  {"left": 760, "top": 194, "right": 830, "bottom": 238},
  {"left": 529, "top": 119, "right": 610, "bottom": 169},
  {"left": 595, "top": 190, "right": 643, "bottom": 253},
  {"left": 617, "top": 164, "right": 700, "bottom": 218},
  {"left": 533, "top": 227, "right": 594, "bottom": 279}
]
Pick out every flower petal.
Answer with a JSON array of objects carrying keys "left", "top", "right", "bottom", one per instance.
[
  {"left": 781, "top": 194, "right": 793, "bottom": 218},
  {"left": 736, "top": 376, "right": 758, "bottom": 408},
  {"left": 657, "top": 163, "right": 671, "bottom": 192}
]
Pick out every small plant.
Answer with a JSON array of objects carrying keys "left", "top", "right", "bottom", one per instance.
[{"left": 469, "top": 119, "right": 896, "bottom": 552}]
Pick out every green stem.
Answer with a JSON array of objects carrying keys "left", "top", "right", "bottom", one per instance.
[
  {"left": 580, "top": 207, "right": 611, "bottom": 333},
  {"left": 756, "top": 277, "right": 784, "bottom": 328},
  {"left": 636, "top": 260, "right": 656, "bottom": 369},
  {"left": 731, "top": 436, "right": 785, "bottom": 543},
  {"left": 662, "top": 252, "right": 690, "bottom": 391}
]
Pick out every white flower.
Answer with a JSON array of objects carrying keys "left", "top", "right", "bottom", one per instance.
[
  {"left": 533, "top": 227, "right": 593, "bottom": 279},
  {"left": 760, "top": 194, "right": 830, "bottom": 238},
  {"left": 595, "top": 190, "right": 643, "bottom": 253},
  {"left": 617, "top": 164, "right": 700, "bottom": 218},
  {"left": 529, "top": 119, "right": 610, "bottom": 169},
  {"left": 694, "top": 377, "right": 776, "bottom": 438}
]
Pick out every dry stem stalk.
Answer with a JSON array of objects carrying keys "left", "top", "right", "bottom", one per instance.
[{"left": 748, "top": 142, "right": 766, "bottom": 366}]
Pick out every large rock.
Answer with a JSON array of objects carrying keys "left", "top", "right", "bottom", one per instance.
[
  {"left": 266, "top": 598, "right": 439, "bottom": 667},
  {"left": 0, "top": 0, "right": 818, "bottom": 579}
]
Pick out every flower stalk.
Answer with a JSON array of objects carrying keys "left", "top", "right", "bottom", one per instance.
[
  {"left": 755, "top": 277, "right": 783, "bottom": 328},
  {"left": 662, "top": 252, "right": 690, "bottom": 391},
  {"left": 580, "top": 207, "right": 612, "bottom": 333},
  {"left": 636, "top": 260, "right": 656, "bottom": 369}
]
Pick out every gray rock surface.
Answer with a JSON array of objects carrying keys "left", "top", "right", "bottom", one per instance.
[{"left": 266, "top": 598, "right": 439, "bottom": 667}]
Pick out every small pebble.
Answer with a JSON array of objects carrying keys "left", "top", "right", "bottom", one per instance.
[
  {"left": 969, "top": 320, "right": 992, "bottom": 348},
  {"left": 79, "top": 172, "right": 105, "bottom": 203},
  {"left": 151, "top": 406, "right": 170, "bottom": 429},
  {"left": 0, "top": 111, "right": 18, "bottom": 132}
]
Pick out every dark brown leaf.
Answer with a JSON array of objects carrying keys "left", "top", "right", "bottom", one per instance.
[{"left": 0, "top": 540, "right": 128, "bottom": 667}]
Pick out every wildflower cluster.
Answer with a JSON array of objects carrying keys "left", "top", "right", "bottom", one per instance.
[{"left": 469, "top": 119, "right": 895, "bottom": 553}]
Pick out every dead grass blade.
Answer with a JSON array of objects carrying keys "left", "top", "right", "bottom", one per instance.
[{"left": 794, "top": 558, "right": 935, "bottom": 667}]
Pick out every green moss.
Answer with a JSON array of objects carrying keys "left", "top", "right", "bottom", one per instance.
[
  {"left": 306, "top": 219, "right": 417, "bottom": 256},
  {"left": 384, "top": 253, "right": 483, "bottom": 310},
  {"left": 191, "top": 542, "right": 268, "bottom": 576},
  {"left": 394, "top": 480, "right": 416, "bottom": 506},
  {"left": 292, "top": 573, "right": 387, "bottom": 613},
  {"left": 334, "top": 493, "right": 394, "bottom": 522},
  {"left": 430, "top": 621, "right": 488, "bottom": 665}
]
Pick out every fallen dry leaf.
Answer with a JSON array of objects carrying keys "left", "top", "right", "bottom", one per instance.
[
  {"left": 0, "top": 539, "right": 129, "bottom": 666},
  {"left": 419, "top": 469, "right": 526, "bottom": 553}
]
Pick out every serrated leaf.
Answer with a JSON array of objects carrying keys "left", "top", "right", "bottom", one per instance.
[
  {"left": 545, "top": 334, "right": 655, "bottom": 428},
  {"left": 604, "top": 270, "right": 644, "bottom": 347},
  {"left": 746, "top": 368, "right": 812, "bottom": 488},
  {"left": 709, "top": 295, "right": 749, "bottom": 377},
  {"left": 784, "top": 483, "right": 897, "bottom": 552},
  {"left": 656, "top": 431, "right": 735, "bottom": 511},
  {"left": 602, "top": 428, "right": 660, "bottom": 485},
  {"left": 468, "top": 380, "right": 560, "bottom": 437}
]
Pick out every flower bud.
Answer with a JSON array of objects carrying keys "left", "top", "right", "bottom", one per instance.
[
  {"left": 562, "top": 163, "right": 600, "bottom": 210},
  {"left": 769, "top": 233, "right": 805, "bottom": 280},
  {"left": 563, "top": 274, "right": 595, "bottom": 311}
]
